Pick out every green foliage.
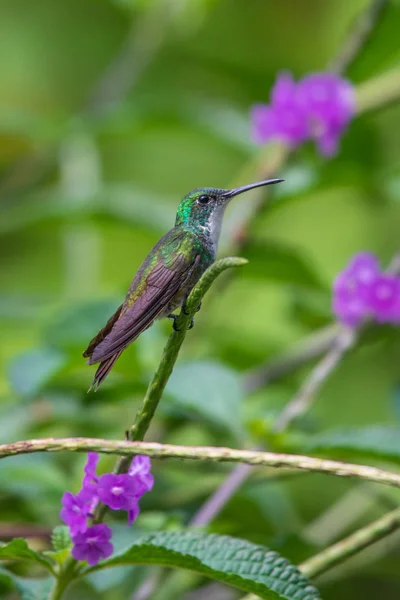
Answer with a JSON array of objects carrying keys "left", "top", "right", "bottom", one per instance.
[
  {"left": 166, "top": 360, "right": 243, "bottom": 437},
  {"left": 51, "top": 526, "right": 71, "bottom": 553},
  {"left": 7, "top": 347, "right": 66, "bottom": 397},
  {"left": 0, "top": 538, "right": 54, "bottom": 573},
  {"left": 243, "top": 241, "right": 324, "bottom": 290},
  {"left": 44, "top": 300, "right": 121, "bottom": 350},
  {"left": 92, "top": 531, "right": 321, "bottom": 600},
  {"left": 303, "top": 425, "right": 400, "bottom": 462},
  {"left": 0, "top": 568, "right": 53, "bottom": 600}
]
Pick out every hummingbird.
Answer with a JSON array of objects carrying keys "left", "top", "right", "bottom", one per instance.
[{"left": 84, "top": 178, "right": 283, "bottom": 390}]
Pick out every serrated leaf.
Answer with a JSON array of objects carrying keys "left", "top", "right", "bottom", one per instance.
[
  {"left": 88, "top": 531, "right": 320, "bottom": 600},
  {"left": 304, "top": 425, "right": 400, "bottom": 462},
  {"left": 165, "top": 361, "right": 243, "bottom": 437},
  {"left": 7, "top": 347, "right": 66, "bottom": 397},
  {"left": 0, "top": 539, "right": 54, "bottom": 573},
  {"left": 0, "top": 567, "right": 53, "bottom": 600}
]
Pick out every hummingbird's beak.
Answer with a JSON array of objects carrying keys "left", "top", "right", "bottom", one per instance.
[{"left": 222, "top": 178, "right": 284, "bottom": 200}]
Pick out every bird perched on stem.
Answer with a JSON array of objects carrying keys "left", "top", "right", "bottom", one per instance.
[{"left": 84, "top": 178, "right": 283, "bottom": 390}]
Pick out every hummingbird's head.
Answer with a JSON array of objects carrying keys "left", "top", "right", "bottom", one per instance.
[{"left": 175, "top": 178, "right": 283, "bottom": 248}]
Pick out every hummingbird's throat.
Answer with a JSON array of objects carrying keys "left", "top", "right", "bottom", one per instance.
[{"left": 197, "top": 202, "right": 227, "bottom": 252}]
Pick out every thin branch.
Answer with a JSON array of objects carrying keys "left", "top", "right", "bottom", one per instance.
[
  {"left": 356, "top": 66, "right": 400, "bottom": 114},
  {"left": 272, "top": 327, "right": 355, "bottom": 432},
  {"left": 243, "top": 325, "right": 339, "bottom": 393},
  {"left": 1, "top": 437, "right": 400, "bottom": 490},
  {"left": 189, "top": 327, "right": 344, "bottom": 527},
  {"left": 300, "top": 505, "right": 400, "bottom": 579},
  {"left": 329, "top": 0, "right": 389, "bottom": 74},
  {"left": 196, "top": 252, "right": 400, "bottom": 528},
  {"left": 189, "top": 462, "right": 252, "bottom": 527},
  {"left": 85, "top": 3, "right": 172, "bottom": 115}
]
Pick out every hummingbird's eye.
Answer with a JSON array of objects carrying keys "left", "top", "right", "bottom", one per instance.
[{"left": 197, "top": 194, "right": 211, "bottom": 205}]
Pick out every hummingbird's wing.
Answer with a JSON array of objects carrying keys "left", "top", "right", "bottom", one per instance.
[
  {"left": 83, "top": 229, "right": 201, "bottom": 366},
  {"left": 83, "top": 304, "right": 123, "bottom": 359}
]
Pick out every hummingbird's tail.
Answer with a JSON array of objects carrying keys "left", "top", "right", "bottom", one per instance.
[{"left": 88, "top": 351, "right": 122, "bottom": 392}]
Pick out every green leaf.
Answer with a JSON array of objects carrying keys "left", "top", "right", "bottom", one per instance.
[
  {"left": 165, "top": 361, "right": 243, "bottom": 437},
  {"left": 44, "top": 528, "right": 71, "bottom": 567},
  {"left": 0, "top": 538, "right": 54, "bottom": 573},
  {"left": 7, "top": 347, "right": 66, "bottom": 397},
  {"left": 243, "top": 242, "right": 324, "bottom": 290},
  {"left": 0, "top": 567, "right": 53, "bottom": 600},
  {"left": 89, "top": 531, "right": 320, "bottom": 600},
  {"left": 304, "top": 425, "right": 400, "bottom": 462},
  {"left": 51, "top": 526, "right": 71, "bottom": 552},
  {"left": 44, "top": 299, "right": 120, "bottom": 349},
  {"left": 0, "top": 454, "right": 69, "bottom": 497}
]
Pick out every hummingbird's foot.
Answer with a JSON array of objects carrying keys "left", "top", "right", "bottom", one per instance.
[
  {"left": 168, "top": 313, "right": 194, "bottom": 331},
  {"left": 182, "top": 300, "right": 201, "bottom": 315},
  {"left": 167, "top": 314, "right": 181, "bottom": 331}
]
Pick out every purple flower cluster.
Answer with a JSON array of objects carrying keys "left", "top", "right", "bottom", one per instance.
[
  {"left": 251, "top": 71, "right": 356, "bottom": 156},
  {"left": 60, "top": 453, "right": 153, "bottom": 566},
  {"left": 333, "top": 253, "right": 400, "bottom": 327}
]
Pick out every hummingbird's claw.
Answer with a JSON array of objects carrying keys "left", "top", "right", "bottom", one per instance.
[
  {"left": 182, "top": 300, "right": 201, "bottom": 316},
  {"left": 168, "top": 312, "right": 194, "bottom": 331},
  {"left": 167, "top": 313, "right": 181, "bottom": 331}
]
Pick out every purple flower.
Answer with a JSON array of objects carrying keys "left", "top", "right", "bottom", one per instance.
[
  {"left": 83, "top": 452, "right": 99, "bottom": 488},
  {"left": 368, "top": 274, "right": 400, "bottom": 323},
  {"left": 60, "top": 489, "right": 96, "bottom": 535},
  {"left": 250, "top": 71, "right": 356, "bottom": 156},
  {"left": 346, "top": 252, "right": 380, "bottom": 284},
  {"left": 97, "top": 473, "right": 140, "bottom": 511},
  {"left": 96, "top": 457, "right": 153, "bottom": 522},
  {"left": 297, "top": 73, "right": 355, "bottom": 156},
  {"left": 128, "top": 455, "right": 154, "bottom": 495},
  {"left": 332, "top": 252, "right": 400, "bottom": 327},
  {"left": 72, "top": 524, "right": 113, "bottom": 566},
  {"left": 59, "top": 452, "right": 153, "bottom": 559},
  {"left": 128, "top": 502, "right": 140, "bottom": 526},
  {"left": 251, "top": 73, "right": 308, "bottom": 147},
  {"left": 332, "top": 271, "right": 368, "bottom": 327}
]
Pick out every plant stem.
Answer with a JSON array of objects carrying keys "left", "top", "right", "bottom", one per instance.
[
  {"left": 272, "top": 327, "right": 355, "bottom": 432},
  {"left": 329, "top": 0, "right": 389, "bottom": 74},
  {"left": 2, "top": 437, "right": 400, "bottom": 490},
  {"left": 243, "top": 324, "right": 340, "bottom": 392},
  {"left": 299, "top": 505, "right": 400, "bottom": 579},
  {"left": 97, "top": 257, "right": 247, "bottom": 512},
  {"left": 128, "top": 257, "right": 248, "bottom": 443},
  {"left": 49, "top": 580, "right": 68, "bottom": 600},
  {"left": 356, "top": 66, "right": 400, "bottom": 114},
  {"left": 48, "top": 558, "right": 78, "bottom": 600}
]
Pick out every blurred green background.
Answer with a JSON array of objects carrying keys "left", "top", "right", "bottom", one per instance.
[{"left": 1, "top": 0, "right": 400, "bottom": 598}]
